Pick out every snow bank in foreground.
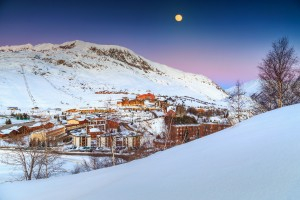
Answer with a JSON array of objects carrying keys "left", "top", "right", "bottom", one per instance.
[{"left": 1, "top": 104, "right": 300, "bottom": 200}]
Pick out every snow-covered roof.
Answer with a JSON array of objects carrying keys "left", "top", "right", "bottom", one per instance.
[
  {"left": 172, "top": 124, "right": 200, "bottom": 127},
  {"left": 0, "top": 126, "right": 20, "bottom": 134},
  {"left": 71, "top": 128, "right": 88, "bottom": 137},
  {"left": 0, "top": 129, "right": 12, "bottom": 135},
  {"left": 68, "top": 118, "right": 86, "bottom": 122},
  {"left": 9, "top": 126, "right": 20, "bottom": 130},
  {"left": 30, "top": 122, "right": 42, "bottom": 127},
  {"left": 72, "top": 133, "right": 90, "bottom": 137},
  {"left": 89, "top": 128, "right": 101, "bottom": 133}
]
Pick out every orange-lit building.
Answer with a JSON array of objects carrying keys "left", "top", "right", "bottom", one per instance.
[
  {"left": 136, "top": 93, "right": 155, "bottom": 101},
  {"left": 106, "top": 120, "right": 119, "bottom": 133},
  {"left": 117, "top": 97, "right": 144, "bottom": 107}
]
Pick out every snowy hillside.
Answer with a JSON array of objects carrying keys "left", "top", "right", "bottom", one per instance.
[
  {"left": 2, "top": 104, "right": 300, "bottom": 200},
  {"left": 0, "top": 40, "right": 227, "bottom": 110},
  {"left": 226, "top": 79, "right": 260, "bottom": 96}
]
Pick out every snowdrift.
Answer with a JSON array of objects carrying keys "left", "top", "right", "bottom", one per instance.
[{"left": 1, "top": 104, "right": 300, "bottom": 200}]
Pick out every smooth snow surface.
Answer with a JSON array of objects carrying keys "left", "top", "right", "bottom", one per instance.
[{"left": 1, "top": 104, "right": 300, "bottom": 200}]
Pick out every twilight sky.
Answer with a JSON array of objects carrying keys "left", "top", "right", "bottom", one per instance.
[{"left": 0, "top": 0, "right": 299, "bottom": 88}]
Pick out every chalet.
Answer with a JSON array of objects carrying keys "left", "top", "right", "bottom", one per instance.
[
  {"left": 78, "top": 107, "right": 96, "bottom": 114},
  {"left": 29, "top": 123, "right": 43, "bottom": 131},
  {"left": 0, "top": 126, "right": 20, "bottom": 138},
  {"left": 29, "top": 122, "right": 55, "bottom": 132},
  {"left": 117, "top": 97, "right": 144, "bottom": 107},
  {"left": 30, "top": 125, "right": 66, "bottom": 146},
  {"left": 18, "top": 125, "right": 31, "bottom": 135},
  {"left": 65, "top": 109, "right": 78, "bottom": 114},
  {"left": 136, "top": 93, "right": 155, "bottom": 101},
  {"left": 0, "top": 132, "right": 5, "bottom": 138},
  {"left": 0, "top": 123, "right": 56, "bottom": 139}
]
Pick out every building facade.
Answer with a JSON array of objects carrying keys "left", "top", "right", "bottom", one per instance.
[{"left": 73, "top": 134, "right": 91, "bottom": 147}]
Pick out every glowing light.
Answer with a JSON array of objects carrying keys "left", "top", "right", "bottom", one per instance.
[{"left": 175, "top": 14, "right": 183, "bottom": 22}]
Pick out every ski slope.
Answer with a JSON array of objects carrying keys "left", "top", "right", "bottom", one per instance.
[{"left": 1, "top": 104, "right": 300, "bottom": 200}]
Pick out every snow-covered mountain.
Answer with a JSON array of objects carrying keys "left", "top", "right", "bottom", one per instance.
[
  {"left": 0, "top": 40, "right": 227, "bottom": 110},
  {"left": 226, "top": 79, "right": 260, "bottom": 97},
  {"left": 1, "top": 104, "right": 300, "bottom": 200}
]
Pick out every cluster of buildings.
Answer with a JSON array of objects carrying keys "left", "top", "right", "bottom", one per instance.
[
  {"left": 0, "top": 121, "right": 67, "bottom": 147},
  {"left": 1, "top": 92, "right": 232, "bottom": 152},
  {"left": 65, "top": 107, "right": 116, "bottom": 114},
  {"left": 0, "top": 115, "right": 142, "bottom": 151},
  {"left": 117, "top": 93, "right": 163, "bottom": 111},
  {"left": 69, "top": 117, "right": 141, "bottom": 150}
]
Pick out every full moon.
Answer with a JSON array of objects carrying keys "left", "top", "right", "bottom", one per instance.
[{"left": 175, "top": 14, "right": 183, "bottom": 22}]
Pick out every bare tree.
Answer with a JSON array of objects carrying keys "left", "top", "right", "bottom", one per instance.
[
  {"left": 163, "top": 115, "right": 174, "bottom": 150},
  {"left": 76, "top": 156, "right": 125, "bottom": 173},
  {"left": 71, "top": 164, "right": 82, "bottom": 174},
  {"left": 0, "top": 135, "right": 64, "bottom": 181},
  {"left": 82, "top": 156, "right": 102, "bottom": 171},
  {"left": 254, "top": 37, "right": 299, "bottom": 111},
  {"left": 110, "top": 136, "right": 116, "bottom": 166},
  {"left": 229, "top": 80, "right": 246, "bottom": 123},
  {"left": 34, "top": 147, "right": 64, "bottom": 179}
]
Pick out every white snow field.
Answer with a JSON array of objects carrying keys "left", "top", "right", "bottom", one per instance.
[
  {"left": 0, "top": 153, "right": 100, "bottom": 184},
  {"left": 1, "top": 104, "right": 300, "bottom": 200},
  {"left": 0, "top": 40, "right": 227, "bottom": 111}
]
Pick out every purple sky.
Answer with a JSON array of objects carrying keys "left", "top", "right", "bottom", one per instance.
[{"left": 0, "top": 0, "right": 299, "bottom": 88}]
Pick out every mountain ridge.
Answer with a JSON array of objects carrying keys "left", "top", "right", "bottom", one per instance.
[{"left": 0, "top": 40, "right": 228, "bottom": 110}]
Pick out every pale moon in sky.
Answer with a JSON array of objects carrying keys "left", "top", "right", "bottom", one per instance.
[{"left": 175, "top": 14, "right": 183, "bottom": 22}]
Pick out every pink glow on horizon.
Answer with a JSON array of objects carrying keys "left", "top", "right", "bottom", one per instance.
[{"left": 146, "top": 50, "right": 260, "bottom": 86}]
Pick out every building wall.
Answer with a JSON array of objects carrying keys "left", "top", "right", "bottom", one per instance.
[
  {"left": 97, "top": 135, "right": 141, "bottom": 149},
  {"left": 30, "top": 122, "right": 54, "bottom": 132},
  {"left": 31, "top": 131, "right": 47, "bottom": 143},
  {"left": 67, "top": 120, "right": 79, "bottom": 125},
  {"left": 170, "top": 125, "right": 201, "bottom": 144},
  {"left": 97, "top": 137, "right": 107, "bottom": 148},
  {"left": 169, "top": 124, "right": 230, "bottom": 145},
  {"left": 73, "top": 136, "right": 91, "bottom": 147},
  {"left": 136, "top": 93, "right": 155, "bottom": 101}
]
